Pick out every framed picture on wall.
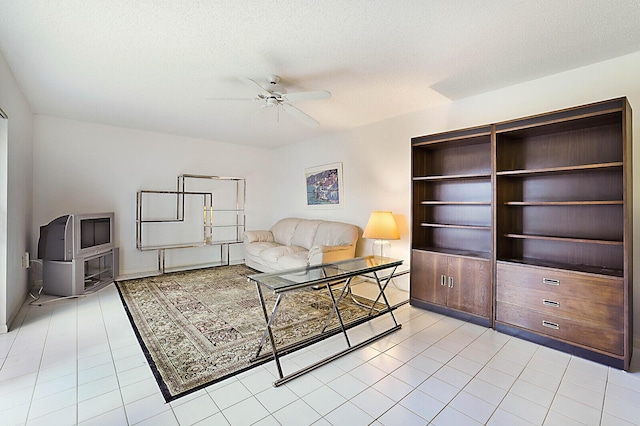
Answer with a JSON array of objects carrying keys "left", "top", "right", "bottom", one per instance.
[{"left": 305, "top": 162, "right": 343, "bottom": 208}]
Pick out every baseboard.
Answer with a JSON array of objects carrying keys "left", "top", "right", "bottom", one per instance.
[
  {"left": 117, "top": 260, "right": 250, "bottom": 282},
  {"left": 115, "top": 270, "right": 160, "bottom": 281},
  {"left": 2, "top": 294, "right": 25, "bottom": 334},
  {"left": 410, "top": 298, "right": 491, "bottom": 328}
]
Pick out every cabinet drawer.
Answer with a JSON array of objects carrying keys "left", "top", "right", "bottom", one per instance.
[
  {"left": 496, "top": 302, "right": 624, "bottom": 355},
  {"left": 496, "top": 284, "right": 623, "bottom": 329},
  {"left": 496, "top": 262, "right": 623, "bottom": 300}
]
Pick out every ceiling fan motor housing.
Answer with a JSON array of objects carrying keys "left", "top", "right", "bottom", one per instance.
[{"left": 268, "top": 75, "right": 281, "bottom": 85}]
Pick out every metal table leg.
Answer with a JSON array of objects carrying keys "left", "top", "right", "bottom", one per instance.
[
  {"left": 369, "top": 266, "right": 399, "bottom": 325},
  {"left": 270, "top": 270, "right": 401, "bottom": 387},
  {"left": 253, "top": 282, "right": 285, "bottom": 379},
  {"left": 323, "top": 277, "right": 352, "bottom": 347}
]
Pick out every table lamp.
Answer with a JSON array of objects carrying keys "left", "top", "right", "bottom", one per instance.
[{"left": 363, "top": 210, "right": 400, "bottom": 258}]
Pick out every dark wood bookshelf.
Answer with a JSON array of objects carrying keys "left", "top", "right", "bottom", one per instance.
[
  {"left": 411, "top": 97, "right": 633, "bottom": 370},
  {"left": 505, "top": 201, "right": 622, "bottom": 206},
  {"left": 411, "top": 126, "right": 493, "bottom": 325},
  {"left": 413, "top": 173, "right": 491, "bottom": 181},
  {"left": 422, "top": 223, "right": 491, "bottom": 231},
  {"left": 503, "top": 233, "right": 623, "bottom": 245},
  {"left": 422, "top": 201, "right": 491, "bottom": 205},
  {"left": 496, "top": 162, "right": 623, "bottom": 176}
]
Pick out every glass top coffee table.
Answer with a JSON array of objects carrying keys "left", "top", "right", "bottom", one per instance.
[{"left": 249, "top": 255, "right": 403, "bottom": 386}]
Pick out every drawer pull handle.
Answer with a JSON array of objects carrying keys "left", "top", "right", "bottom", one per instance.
[
  {"left": 543, "top": 278, "right": 560, "bottom": 286},
  {"left": 448, "top": 276, "right": 454, "bottom": 288},
  {"left": 440, "top": 275, "right": 446, "bottom": 286},
  {"left": 542, "top": 320, "right": 559, "bottom": 330},
  {"left": 543, "top": 299, "right": 560, "bottom": 307}
]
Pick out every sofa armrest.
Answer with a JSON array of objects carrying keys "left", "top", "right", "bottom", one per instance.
[
  {"left": 244, "top": 230, "right": 274, "bottom": 244},
  {"left": 308, "top": 245, "right": 354, "bottom": 265}
]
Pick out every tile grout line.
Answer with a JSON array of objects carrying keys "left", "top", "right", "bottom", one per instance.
[
  {"left": 369, "top": 315, "right": 497, "bottom": 424},
  {"left": 25, "top": 301, "right": 56, "bottom": 425}
]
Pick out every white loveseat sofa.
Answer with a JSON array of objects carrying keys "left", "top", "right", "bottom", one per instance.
[{"left": 244, "top": 218, "right": 359, "bottom": 272}]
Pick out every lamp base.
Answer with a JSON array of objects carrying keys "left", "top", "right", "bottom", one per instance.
[{"left": 372, "top": 239, "right": 390, "bottom": 258}]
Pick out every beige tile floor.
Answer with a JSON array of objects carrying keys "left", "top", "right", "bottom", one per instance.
[{"left": 1, "top": 280, "right": 639, "bottom": 425}]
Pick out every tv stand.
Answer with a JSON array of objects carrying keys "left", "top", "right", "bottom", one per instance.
[{"left": 43, "top": 248, "right": 119, "bottom": 297}]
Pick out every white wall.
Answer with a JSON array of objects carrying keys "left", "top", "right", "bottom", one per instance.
[
  {"left": 272, "top": 50, "right": 640, "bottom": 342},
  {"left": 22, "top": 49, "right": 640, "bottom": 345},
  {"left": 0, "top": 50, "right": 33, "bottom": 332},
  {"left": 32, "top": 116, "right": 276, "bottom": 277},
  {"left": 272, "top": 123, "right": 413, "bottom": 261}
]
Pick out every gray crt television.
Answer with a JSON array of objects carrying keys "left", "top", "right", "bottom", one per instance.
[{"left": 38, "top": 212, "right": 115, "bottom": 261}]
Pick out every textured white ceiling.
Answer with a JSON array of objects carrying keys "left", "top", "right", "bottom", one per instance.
[{"left": 1, "top": 1, "right": 639, "bottom": 147}]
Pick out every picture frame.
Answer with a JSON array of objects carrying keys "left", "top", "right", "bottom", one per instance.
[{"left": 305, "top": 162, "right": 343, "bottom": 208}]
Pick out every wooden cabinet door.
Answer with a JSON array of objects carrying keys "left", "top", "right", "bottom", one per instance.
[
  {"left": 410, "top": 250, "right": 447, "bottom": 307},
  {"left": 411, "top": 250, "right": 491, "bottom": 319},
  {"left": 446, "top": 257, "right": 491, "bottom": 318}
]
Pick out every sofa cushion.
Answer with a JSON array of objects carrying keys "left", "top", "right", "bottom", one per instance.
[
  {"left": 313, "top": 221, "right": 359, "bottom": 247},
  {"left": 290, "top": 220, "right": 321, "bottom": 250},
  {"left": 260, "top": 245, "right": 307, "bottom": 270},
  {"left": 270, "top": 218, "right": 301, "bottom": 245},
  {"left": 277, "top": 251, "right": 310, "bottom": 270},
  {"left": 243, "top": 230, "right": 274, "bottom": 243},
  {"left": 244, "top": 241, "right": 279, "bottom": 258}
]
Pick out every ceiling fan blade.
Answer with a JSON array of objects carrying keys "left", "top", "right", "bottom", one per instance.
[
  {"left": 282, "top": 90, "right": 331, "bottom": 103},
  {"left": 280, "top": 103, "right": 320, "bottom": 128},
  {"left": 239, "top": 77, "right": 272, "bottom": 97},
  {"left": 251, "top": 104, "right": 268, "bottom": 122}
]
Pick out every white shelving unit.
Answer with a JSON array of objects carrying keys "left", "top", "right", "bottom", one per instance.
[{"left": 136, "top": 174, "right": 246, "bottom": 273}]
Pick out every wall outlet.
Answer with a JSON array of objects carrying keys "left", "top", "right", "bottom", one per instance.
[{"left": 22, "top": 252, "right": 29, "bottom": 269}]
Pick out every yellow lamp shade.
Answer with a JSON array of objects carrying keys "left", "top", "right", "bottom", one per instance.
[{"left": 363, "top": 211, "right": 400, "bottom": 240}]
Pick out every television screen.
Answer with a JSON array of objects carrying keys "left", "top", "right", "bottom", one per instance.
[{"left": 80, "top": 217, "right": 111, "bottom": 249}]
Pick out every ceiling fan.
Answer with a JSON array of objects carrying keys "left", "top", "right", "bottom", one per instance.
[{"left": 207, "top": 75, "right": 331, "bottom": 127}]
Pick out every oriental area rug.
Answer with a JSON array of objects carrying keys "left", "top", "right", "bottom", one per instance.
[{"left": 116, "top": 264, "right": 386, "bottom": 401}]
